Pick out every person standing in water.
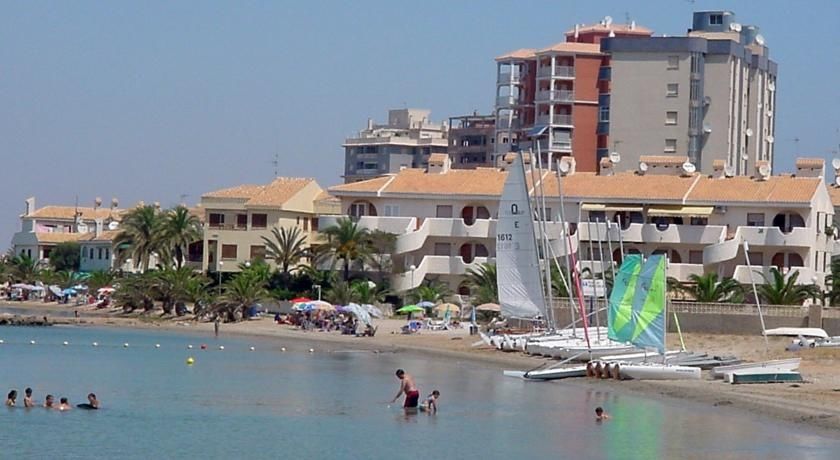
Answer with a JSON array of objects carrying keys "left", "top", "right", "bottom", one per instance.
[
  {"left": 6, "top": 390, "right": 17, "bottom": 406},
  {"left": 214, "top": 317, "right": 220, "bottom": 338},
  {"left": 77, "top": 393, "right": 99, "bottom": 410},
  {"left": 44, "top": 394, "right": 55, "bottom": 408},
  {"left": 23, "top": 388, "right": 35, "bottom": 408},
  {"left": 391, "top": 369, "right": 420, "bottom": 410},
  {"left": 595, "top": 406, "right": 610, "bottom": 421}
]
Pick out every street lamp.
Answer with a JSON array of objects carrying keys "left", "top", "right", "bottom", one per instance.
[
  {"left": 218, "top": 261, "right": 224, "bottom": 296},
  {"left": 313, "top": 284, "right": 322, "bottom": 301}
]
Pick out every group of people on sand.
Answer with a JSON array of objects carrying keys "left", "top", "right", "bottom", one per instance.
[
  {"left": 391, "top": 369, "right": 439, "bottom": 413},
  {"left": 6, "top": 388, "right": 99, "bottom": 411}
]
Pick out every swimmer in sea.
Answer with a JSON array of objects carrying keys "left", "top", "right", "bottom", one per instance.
[
  {"left": 391, "top": 369, "right": 420, "bottom": 410},
  {"left": 595, "top": 406, "right": 609, "bottom": 421},
  {"left": 419, "top": 390, "right": 440, "bottom": 414},
  {"left": 77, "top": 393, "right": 100, "bottom": 410},
  {"left": 24, "top": 388, "right": 35, "bottom": 408},
  {"left": 6, "top": 390, "right": 17, "bottom": 407},
  {"left": 58, "top": 397, "right": 72, "bottom": 411},
  {"left": 44, "top": 394, "right": 55, "bottom": 409}
]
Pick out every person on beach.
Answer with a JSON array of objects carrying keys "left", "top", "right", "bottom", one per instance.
[
  {"left": 58, "top": 397, "right": 71, "bottom": 411},
  {"left": 6, "top": 390, "right": 17, "bottom": 406},
  {"left": 214, "top": 317, "right": 220, "bottom": 337},
  {"left": 595, "top": 406, "right": 609, "bottom": 421},
  {"left": 77, "top": 393, "right": 99, "bottom": 410},
  {"left": 23, "top": 388, "right": 35, "bottom": 408},
  {"left": 44, "top": 394, "right": 55, "bottom": 408},
  {"left": 419, "top": 390, "right": 440, "bottom": 413},
  {"left": 391, "top": 369, "right": 420, "bottom": 410}
]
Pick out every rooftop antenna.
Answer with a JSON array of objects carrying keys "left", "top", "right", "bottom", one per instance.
[
  {"left": 624, "top": 12, "right": 631, "bottom": 25},
  {"left": 793, "top": 137, "right": 800, "bottom": 156},
  {"left": 272, "top": 153, "right": 280, "bottom": 177}
]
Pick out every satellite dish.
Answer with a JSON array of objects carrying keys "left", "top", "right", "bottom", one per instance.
[
  {"left": 758, "top": 163, "right": 771, "bottom": 177},
  {"left": 682, "top": 162, "right": 696, "bottom": 175},
  {"left": 94, "top": 197, "right": 102, "bottom": 207},
  {"left": 558, "top": 159, "right": 571, "bottom": 173},
  {"left": 745, "top": 128, "right": 753, "bottom": 137},
  {"left": 765, "top": 135, "right": 775, "bottom": 143},
  {"left": 832, "top": 158, "right": 840, "bottom": 170},
  {"left": 638, "top": 162, "right": 649, "bottom": 174},
  {"left": 724, "top": 164, "right": 736, "bottom": 177},
  {"left": 768, "top": 82, "right": 776, "bottom": 92},
  {"left": 77, "top": 223, "right": 89, "bottom": 233},
  {"left": 767, "top": 110, "right": 773, "bottom": 118},
  {"left": 703, "top": 96, "right": 712, "bottom": 105},
  {"left": 755, "top": 34, "right": 765, "bottom": 46},
  {"left": 835, "top": 176, "right": 840, "bottom": 187},
  {"left": 729, "top": 22, "right": 742, "bottom": 32},
  {"left": 608, "top": 30, "right": 616, "bottom": 38},
  {"left": 741, "top": 153, "right": 749, "bottom": 161},
  {"left": 609, "top": 151, "right": 621, "bottom": 164},
  {"left": 108, "top": 221, "right": 119, "bottom": 231},
  {"left": 604, "top": 16, "right": 613, "bottom": 26},
  {"left": 111, "top": 198, "right": 119, "bottom": 208}
]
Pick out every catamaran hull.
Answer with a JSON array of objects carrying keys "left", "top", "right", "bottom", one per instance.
[
  {"left": 555, "top": 345, "right": 638, "bottom": 361},
  {"left": 711, "top": 358, "right": 801, "bottom": 379},
  {"left": 524, "top": 366, "right": 588, "bottom": 380},
  {"left": 614, "top": 363, "right": 701, "bottom": 380}
]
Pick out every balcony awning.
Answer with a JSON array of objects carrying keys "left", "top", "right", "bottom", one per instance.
[
  {"left": 581, "top": 203, "right": 643, "bottom": 212},
  {"left": 647, "top": 205, "right": 713, "bottom": 218}
]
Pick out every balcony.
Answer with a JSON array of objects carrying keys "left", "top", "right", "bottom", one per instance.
[
  {"left": 391, "top": 255, "right": 492, "bottom": 292},
  {"left": 535, "top": 114, "right": 573, "bottom": 126},
  {"left": 498, "top": 72, "right": 522, "bottom": 84},
  {"left": 207, "top": 223, "right": 248, "bottom": 231},
  {"left": 731, "top": 265, "right": 816, "bottom": 286},
  {"left": 496, "top": 118, "right": 521, "bottom": 130},
  {"left": 537, "top": 65, "right": 575, "bottom": 78},
  {"left": 703, "top": 226, "right": 814, "bottom": 265},
  {"left": 535, "top": 90, "right": 574, "bottom": 103},
  {"left": 537, "top": 139, "right": 572, "bottom": 152},
  {"left": 667, "top": 263, "right": 705, "bottom": 281},
  {"left": 496, "top": 95, "right": 520, "bottom": 108}
]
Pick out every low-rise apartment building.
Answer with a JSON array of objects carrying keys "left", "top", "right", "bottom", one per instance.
[
  {"left": 447, "top": 113, "right": 495, "bottom": 168},
  {"left": 200, "top": 177, "right": 335, "bottom": 273},
  {"left": 326, "top": 154, "right": 834, "bottom": 294}
]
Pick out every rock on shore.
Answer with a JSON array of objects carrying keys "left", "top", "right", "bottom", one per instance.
[{"left": 0, "top": 314, "right": 52, "bottom": 326}]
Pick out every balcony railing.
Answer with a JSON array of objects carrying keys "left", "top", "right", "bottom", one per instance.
[
  {"left": 535, "top": 90, "right": 574, "bottom": 103},
  {"left": 207, "top": 224, "right": 248, "bottom": 231},
  {"left": 496, "top": 118, "right": 521, "bottom": 130},
  {"left": 496, "top": 95, "right": 520, "bottom": 108},
  {"left": 538, "top": 139, "right": 572, "bottom": 152},
  {"left": 537, "top": 65, "right": 575, "bottom": 78},
  {"left": 498, "top": 72, "right": 522, "bottom": 84},
  {"left": 536, "top": 114, "right": 573, "bottom": 126}
]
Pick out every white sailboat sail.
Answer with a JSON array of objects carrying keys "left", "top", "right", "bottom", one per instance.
[{"left": 496, "top": 152, "right": 546, "bottom": 319}]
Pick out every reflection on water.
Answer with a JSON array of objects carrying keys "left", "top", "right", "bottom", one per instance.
[{"left": 0, "top": 325, "right": 837, "bottom": 460}]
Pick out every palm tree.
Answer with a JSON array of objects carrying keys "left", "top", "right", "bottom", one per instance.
[
  {"left": 112, "top": 273, "right": 156, "bottom": 312},
  {"left": 160, "top": 206, "right": 202, "bottom": 269},
  {"left": 321, "top": 218, "right": 370, "bottom": 280},
  {"left": 409, "top": 279, "right": 451, "bottom": 304},
  {"left": 114, "top": 205, "right": 163, "bottom": 272},
  {"left": 218, "top": 271, "right": 269, "bottom": 321},
  {"left": 365, "top": 229, "right": 397, "bottom": 284},
  {"left": 9, "top": 253, "right": 40, "bottom": 283},
  {"left": 262, "top": 227, "right": 309, "bottom": 275},
  {"left": 153, "top": 267, "right": 202, "bottom": 315},
  {"left": 462, "top": 263, "right": 498, "bottom": 305},
  {"left": 238, "top": 260, "right": 272, "bottom": 285},
  {"left": 825, "top": 257, "right": 840, "bottom": 306},
  {"left": 86, "top": 270, "right": 117, "bottom": 293},
  {"left": 550, "top": 265, "right": 570, "bottom": 298},
  {"left": 325, "top": 279, "right": 355, "bottom": 305},
  {"left": 680, "top": 273, "right": 744, "bottom": 303},
  {"left": 758, "top": 267, "right": 816, "bottom": 305},
  {"left": 350, "top": 279, "right": 388, "bottom": 305}
]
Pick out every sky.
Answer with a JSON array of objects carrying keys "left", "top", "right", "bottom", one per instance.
[{"left": 1, "top": 0, "right": 838, "bottom": 249}]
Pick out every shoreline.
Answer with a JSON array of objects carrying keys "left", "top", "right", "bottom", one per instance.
[{"left": 4, "top": 303, "right": 840, "bottom": 432}]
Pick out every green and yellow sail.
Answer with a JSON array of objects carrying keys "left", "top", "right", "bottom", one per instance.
[{"left": 607, "top": 254, "right": 666, "bottom": 353}]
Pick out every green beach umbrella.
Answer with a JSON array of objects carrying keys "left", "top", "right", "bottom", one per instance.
[{"left": 396, "top": 305, "right": 424, "bottom": 314}]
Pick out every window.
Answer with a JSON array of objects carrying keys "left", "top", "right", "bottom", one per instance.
[
  {"left": 748, "top": 252, "right": 763, "bottom": 266},
  {"left": 664, "top": 139, "right": 677, "bottom": 153},
  {"left": 251, "top": 213, "right": 268, "bottom": 229},
  {"left": 667, "top": 56, "right": 679, "bottom": 70},
  {"left": 236, "top": 214, "right": 248, "bottom": 229},
  {"left": 434, "top": 243, "right": 451, "bottom": 256},
  {"left": 709, "top": 14, "right": 723, "bottom": 25},
  {"left": 250, "top": 245, "right": 266, "bottom": 261},
  {"left": 384, "top": 204, "right": 400, "bottom": 217},
  {"left": 689, "top": 250, "right": 703, "bottom": 264},
  {"left": 665, "top": 111, "right": 678, "bottom": 125},
  {"left": 599, "top": 106, "right": 610, "bottom": 122},
  {"left": 98, "top": 248, "right": 103, "bottom": 260},
  {"left": 209, "top": 213, "right": 224, "bottom": 227},
  {"left": 90, "top": 248, "right": 94, "bottom": 259},
  {"left": 666, "top": 83, "right": 679, "bottom": 97},
  {"left": 311, "top": 217, "right": 319, "bottom": 232},
  {"left": 221, "top": 244, "right": 237, "bottom": 260},
  {"left": 588, "top": 211, "right": 606, "bottom": 223},
  {"left": 690, "top": 217, "right": 708, "bottom": 226},
  {"left": 105, "top": 248, "right": 110, "bottom": 260},
  {"left": 747, "top": 213, "right": 765, "bottom": 227},
  {"left": 436, "top": 205, "right": 453, "bottom": 218}
]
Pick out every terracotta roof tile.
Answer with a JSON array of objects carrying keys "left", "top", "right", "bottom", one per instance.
[
  {"left": 549, "top": 172, "right": 698, "bottom": 201},
  {"left": 495, "top": 48, "right": 536, "bottom": 61},
  {"left": 828, "top": 186, "right": 840, "bottom": 207},
  {"left": 428, "top": 153, "right": 449, "bottom": 165},
  {"left": 329, "top": 176, "right": 393, "bottom": 194},
  {"left": 385, "top": 169, "right": 507, "bottom": 196},
  {"left": 796, "top": 158, "right": 825, "bottom": 168},
  {"left": 28, "top": 206, "right": 123, "bottom": 221},
  {"left": 246, "top": 177, "right": 314, "bottom": 207},
  {"left": 201, "top": 184, "right": 264, "bottom": 200},
  {"left": 688, "top": 176, "right": 819, "bottom": 204},
  {"left": 34, "top": 232, "right": 85, "bottom": 243},
  {"left": 537, "top": 42, "right": 602, "bottom": 55},
  {"left": 78, "top": 230, "right": 121, "bottom": 242}
]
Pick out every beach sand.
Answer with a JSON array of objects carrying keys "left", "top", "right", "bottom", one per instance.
[{"left": 4, "top": 302, "right": 840, "bottom": 431}]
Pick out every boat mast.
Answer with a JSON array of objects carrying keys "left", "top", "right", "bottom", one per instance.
[
  {"left": 520, "top": 148, "right": 549, "bottom": 328},
  {"left": 585, "top": 220, "right": 601, "bottom": 341},
  {"left": 533, "top": 144, "right": 555, "bottom": 331},
  {"left": 743, "top": 240, "right": 770, "bottom": 356},
  {"left": 554, "top": 160, "right": 577, "bottom": 335}
]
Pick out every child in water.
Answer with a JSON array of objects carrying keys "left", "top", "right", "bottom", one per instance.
[
  {"left": 419, "top": 390, "right": 440, "bottom": 413},
  {"left": 595, "top": 406, "right": 609, "bottom": 421}
]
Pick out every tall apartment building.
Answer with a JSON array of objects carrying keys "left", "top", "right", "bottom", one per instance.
[
  {"left": 494, "top": 18, "right": 652, "bottom": 172},
  {"left": 343, "top": 109, "right": 448, "bottom": 183},
  {"left": 447, "top": 113, "right": 495, "bottom": 168},
  {"left": 602, "top": 11, "right": 778, "bottom": 174}
]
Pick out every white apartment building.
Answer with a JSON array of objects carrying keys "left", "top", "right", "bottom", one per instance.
[
  {"left": 343, "top": 109, "right": 449, "bottom": 183},
  {"left": 200, "top": 177, "right": 334, "bottom": 273},
  {"left": 326, "top": 154, "right": 834, "bottom": 294}
]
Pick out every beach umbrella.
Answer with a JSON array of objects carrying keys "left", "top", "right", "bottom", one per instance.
[
  {"left": 291, "top": 297, "right": 312, "bottom": 303},
  {"left": 476, "top": 303, "right": 501, "bottom": 312},
  {"left": 49, "top": 286, "right": 63, "bottom": 297},
  {"left": 433, "top": 303, "right": 460, "bottom": 314},
  {"left": 62, "top": 288, "right": 77, "bottom": 295},
  {"left": 11, "top": 283, "right": 32, "bottom": 289},
  {"left": 343, "top": 304, "right": 372, "bottom": 326},
  {"left": 396, "top": 305, "right": 424, "bottom": 314},
  {"left": 292, "top": 302, "right": 313, "bottom": 312},
  {"left": 308, "top": 300, "right": 334, "bottom": 311},
  {"left": 360, "top": 304, "right": 384, "bottom": 318},
  {"left": 97, "top": 287, "right": 115, "bottom": 294},
  {"left": 416, "top": 301, "right": 436, "bottom": 308}
]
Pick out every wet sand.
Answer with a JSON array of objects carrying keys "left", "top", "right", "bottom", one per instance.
[{"left": 4, "top": 301, "right": 840, "bottom": 431}]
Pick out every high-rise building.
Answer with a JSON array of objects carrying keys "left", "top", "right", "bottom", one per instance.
[
  {"left": 447, "top": 113, "right": 496, "bottom": 169},
  {"left": 494, "top": 17, "right": 652, "bottom": 172},
  {"left": 602, "top": 11, "right": 778, "bottom": 174},
  {"left": 343, "top": 109, "right": 448, "bottom": 183}
]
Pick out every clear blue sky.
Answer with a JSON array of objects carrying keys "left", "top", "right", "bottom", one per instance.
[{"left": 2, "top": 0, "right": 838, "bottom": 249}]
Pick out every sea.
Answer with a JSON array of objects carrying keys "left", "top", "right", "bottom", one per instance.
[{"left": 1, "top": 321, "right": 838, "bottom": 459}]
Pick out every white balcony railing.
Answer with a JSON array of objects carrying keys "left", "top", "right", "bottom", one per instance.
[
  {"left": 498, "top": 72, "right": 521, "bottom": 84},
  {"left": 496, "top": 95, "right": 519, "bottom": 108},
  {"left": 537, "top": 65, "right": 575, "bottom": 78},
  {"left": 731, "top": 265, "right": 817, "bottom": 286},
  {"left": 391, "top": 256, "right": 492, "bottom": 292},
  {"left": 704, "top": 226, "right": 815, "bottom": 265},
  {"left": 535, "top": 90, "right": 574, "bottom": 103}
]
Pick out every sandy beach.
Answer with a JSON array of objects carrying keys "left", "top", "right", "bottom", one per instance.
[{"left": 4, "top": 301, "right": 840, "bottom": 432}]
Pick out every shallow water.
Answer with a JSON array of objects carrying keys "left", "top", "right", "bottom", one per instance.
[{"left": 0, "top": 325, "right": 837, "bottom": 459}]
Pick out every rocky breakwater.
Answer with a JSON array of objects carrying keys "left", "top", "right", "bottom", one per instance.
[{"left": 0, "top": 314, "right": 52, "bottom": 326}]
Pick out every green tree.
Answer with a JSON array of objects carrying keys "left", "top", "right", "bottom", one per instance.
[
  {"left": 461, "top": 263, "right": 498, "bottom": 305},
  {"left": 325, "top": 279, "right": 355, "bottom": 305},
  {"left": 217, "top": 271, "right": 269, "bottom": 321},
  {"left": 680, "top": 273, "right": 744, "bottom": 303},
  {"left": 350, "top": 279, "right": 388, "bottom": 305},
  {"left": 758, "top": 268, "right": 816, "bottom": 305},
  {"left": 153, "top": 267, "right": 203, "bottom": 315},
  {"left": 825, "top": 257, "right": 840, "bottom": 305},
  {"left": 49, "top": 242, "right": 81, "bottom": 272},
  {"left": 261, "top": 227, "right": 309, "bottom": 275},
  {"left": 113, "top": 273, "right": 156, "bottom": 312},
  {"left": 409, "top": 279, "right": 451, "bottom": 304},
  {"left": 86, "top": 270, "right": 117, "bottom": 293},
  {"left": 321, "top": 218, "right": 370, "bottom": 280},
  {"left": 365, "top": 230, "right": 396, "bottom": 284},
  {"left": 160, "top": 206, "right": 202, "bottom": 269},
  {"left": 114, "top": 205, "right": 163, "bottom": 272},
  {"left": 10, "top": 253, "right": 40, "bottom": 283}
]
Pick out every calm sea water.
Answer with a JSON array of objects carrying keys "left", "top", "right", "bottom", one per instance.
[{"left": 0, "top": 323, "right": 838, "bottom": 460}]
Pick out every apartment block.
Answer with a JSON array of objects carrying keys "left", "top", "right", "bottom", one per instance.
[
  {"left": 325, "top": 156, "right": 834, "bottom": 294},
  {"left": 447, "top": 113, "right": 495, "bottom": 168},
  {"left": 494, "top": 18, "right": 652, "bottom": 172},
  {"left": 343, "top": 109, "right": 448, "bottom": 183},
  {"left": 602, "top": 11, "right": 778, "bottom": 174}
]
